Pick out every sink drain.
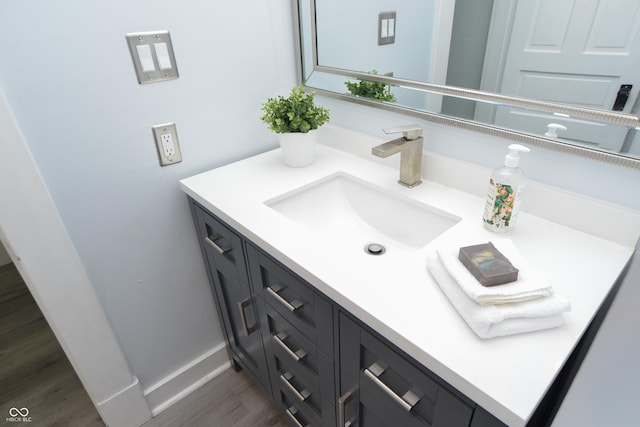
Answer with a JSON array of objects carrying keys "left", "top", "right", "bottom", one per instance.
[{"left": 364, "top": 243, "right": 386, "bottom": 255}]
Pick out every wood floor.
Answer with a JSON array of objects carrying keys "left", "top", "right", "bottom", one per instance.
[
  {"left": 0, "top": 262, "right": 103, "bottom": 426},
  {"left": 143, "top": 369, "right": 289, "bottom": 427},
  {"left": 0, "top": 262, "right": 288, "bottom": 427}
]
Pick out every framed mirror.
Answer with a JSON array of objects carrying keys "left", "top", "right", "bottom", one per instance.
[{"left": 294, "top": 0, "right": 640, "bottom": 169}]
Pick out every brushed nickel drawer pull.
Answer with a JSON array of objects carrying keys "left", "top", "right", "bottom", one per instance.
[
  {"left": 338, "top": 390, "right": 354, "bottom": 427},
  {"left": 285, "top": 406, "right": 307, "bottom": 427},
  {"left": 280, "top": 371, "right": 311, "bottom": 402},
  {"left": 237, "top": 298, "right": 256, "bottom": 337},
  {"left": 273, "top": 332, "right": 307, "bottom": 362},
  {"left": 266, "top": 286, "right": 303, "bottom": 312},
  {"left": 364, "top": 363, "right": 421, "bottom": 412},
  {"left": 206, "top": 235, "right": 230, "bottom": 254}
]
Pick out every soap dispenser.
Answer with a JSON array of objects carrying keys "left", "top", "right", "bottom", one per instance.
[{"left": 483, "top": 144, "right": 530, "bottom": 232}]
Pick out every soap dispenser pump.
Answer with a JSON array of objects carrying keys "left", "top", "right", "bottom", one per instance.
[
  {"left": 483, "top": 144, "right": 530, "bottom": 232},
  {"left": 545, "top": 123, "right": 567, "bottom": 138}
]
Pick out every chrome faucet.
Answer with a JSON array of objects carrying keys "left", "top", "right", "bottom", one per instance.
[{"left": 372, "top": 124, "right": 423, "bottom": 188}]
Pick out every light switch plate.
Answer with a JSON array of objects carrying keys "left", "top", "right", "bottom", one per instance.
[
  {"left": 126, "top": 31, "right": 179, "bottom": 84},
  {"left": 152, "top": 123, "right": 182, "bottom": 166},
  {"left": 378, "top": 11, "right": 397, "bottom": 45}
]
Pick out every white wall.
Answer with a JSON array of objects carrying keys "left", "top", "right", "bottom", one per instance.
[{"left": 0, "top": 0, "right": 296, "bottom": 396}]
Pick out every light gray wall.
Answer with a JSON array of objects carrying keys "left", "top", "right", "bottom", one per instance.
[
  {"left": 316, "top": 0, "right": 435, "bottom": 82},
  {"left": 442, "top": 0, "right": 494, "bottom": 119},
  {"left": 553, "top": 238, "right": 640, "bottom": 427},
  {"left": 315, "top": 0, "right": 437, "bottom": 110},
  {"left": 0, "top": 0, "right": 296, "bottom": 389}
]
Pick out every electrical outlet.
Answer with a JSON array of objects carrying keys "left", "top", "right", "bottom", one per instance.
[
  {"left": 161, "top": 133, "right": 175, "bottom": 156},
  {"left": 152, "top": 123, "right": 182, "bottom": 166}
]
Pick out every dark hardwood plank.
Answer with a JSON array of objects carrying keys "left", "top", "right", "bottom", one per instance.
[
  {"left": 143, "top": 369, "right": 289, "bottom": 427},
  {"left": 0, "top": 263, "right": 104, "bottom": 427}
]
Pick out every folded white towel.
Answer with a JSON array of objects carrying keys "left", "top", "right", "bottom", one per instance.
[
  {"left": 427, "top": 252, "right": 571, "bottom": 339},
  {"left": 437, "top": 239, "right": 554, "bottom": 305}
]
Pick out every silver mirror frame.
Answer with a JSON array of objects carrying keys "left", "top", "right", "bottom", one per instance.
[{"left": 293, "top": 0, "right": 640, "bottom": 170}]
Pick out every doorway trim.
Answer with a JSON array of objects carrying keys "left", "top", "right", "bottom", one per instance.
[{"left": 0, "top": 89, "right": 151, "bottom": 426}]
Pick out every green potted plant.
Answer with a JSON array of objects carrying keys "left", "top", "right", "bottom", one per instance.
[
  {"left": 345, "top": 70, "right": 396, "bottom": 102},
  {"left": 261, "top": 86, "right": 330, "bottom": 167}
]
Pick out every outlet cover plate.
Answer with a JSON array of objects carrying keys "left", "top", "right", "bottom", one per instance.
[{"left": 152, "top": 123, "right": 182, "bottom": 166}]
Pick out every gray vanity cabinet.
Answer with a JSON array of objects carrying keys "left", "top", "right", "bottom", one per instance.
[
  {"left": 189, "top": 198, "right": 506, "bottom": 427},
  {"left": 190, "top": 203, "right": 271, "bottom": 393}
]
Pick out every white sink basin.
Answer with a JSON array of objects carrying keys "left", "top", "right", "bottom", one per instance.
[{"left": 265, "top": 173, "right": 460, "bottom": 252}]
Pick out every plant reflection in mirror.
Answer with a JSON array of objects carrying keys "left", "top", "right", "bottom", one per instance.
[{"left": 345, "top": 70, "right": 397, "bottom": 102}]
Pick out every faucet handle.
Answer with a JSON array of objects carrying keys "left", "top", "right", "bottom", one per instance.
[{"left": 382, "top": 124, "right": 423, "bottom": 140}]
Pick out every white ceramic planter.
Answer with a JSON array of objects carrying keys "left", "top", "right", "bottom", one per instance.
[{"left": 278, "top": 130, "right": 317, "bottom": 167}]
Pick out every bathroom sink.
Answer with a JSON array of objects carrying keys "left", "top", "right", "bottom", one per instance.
[{"left": 265, "top": 173, "right": 460, "bottom": 251}]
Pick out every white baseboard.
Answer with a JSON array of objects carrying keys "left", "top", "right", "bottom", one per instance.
[
  {"left": 143, "top": 343, "right": 231, "bottom": 416},
  {"left": 95, "top": 376, "right": 150, "bottom": 427}
]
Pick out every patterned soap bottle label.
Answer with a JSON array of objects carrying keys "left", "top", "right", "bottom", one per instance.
[{"left": 483, "top": 179, "right": 523, "bottom": 230}]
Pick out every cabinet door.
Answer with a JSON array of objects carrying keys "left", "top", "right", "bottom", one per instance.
[
  {"left": 192, "top": 204, "right": 270, "bottom": 391},
  {"left": 339, "top": 313, "right": 474, "bottom": 427}
]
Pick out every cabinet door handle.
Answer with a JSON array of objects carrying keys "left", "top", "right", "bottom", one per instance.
[
  {"left": 266, "top": 286, "right": 303, "bottom": 312},
  {"left": 280, "top": 371, "right": 311, "bottom": 402},
  {"left": 206, "top": 235, "right": 230, "bottom": 254},
  {"left": 237, "top": 298, "right": 256, "bottom": 336},
  {"left": 285, "top": 406, "right": 308, "bottom": 427},
  {"left": 363, "top": 363, "right": 421, "bottom": 412},
  {"left": 338, "top": 390, "right": 354, "bottom": 427},
  {"left": 273, "top": 332, "right": 307, "bottom": 362}
]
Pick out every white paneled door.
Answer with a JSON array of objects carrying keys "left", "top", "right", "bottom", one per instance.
[{"left": 495, "top": 0, "right": 640, "bottom": 150}]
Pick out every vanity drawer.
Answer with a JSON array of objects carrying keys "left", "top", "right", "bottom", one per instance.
[
  {"left": 193, "top": 204, "right": 249, "bottom": 285},
  {"left": 264, "top": 304, "right": 335, "bottom": 397},
  {"left": 274, "top": 359, "right": 336, "bottom": 426},
  {"left": 277, "top": 382, "right": 337, "bottom": 427},
  {"left": 247, "top": 243, "right": 333, "bottom": 354},
  {"left": 340, "top": 313, "right": 474, "bottom": 427},
  {"left": 277, "top": 386, "right": 320, "bottom": 427},
  {"left": 361, "top": 329, "right": 472, "bottom": 426}
]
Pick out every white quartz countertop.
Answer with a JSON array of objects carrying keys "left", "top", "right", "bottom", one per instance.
[{"left": 180, "top": 140, "right": 636, "bottom": 427}]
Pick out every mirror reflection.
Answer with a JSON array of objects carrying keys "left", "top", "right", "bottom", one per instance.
[{"left": 304, "top": 0, "right": 640, "bottom": 160}]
